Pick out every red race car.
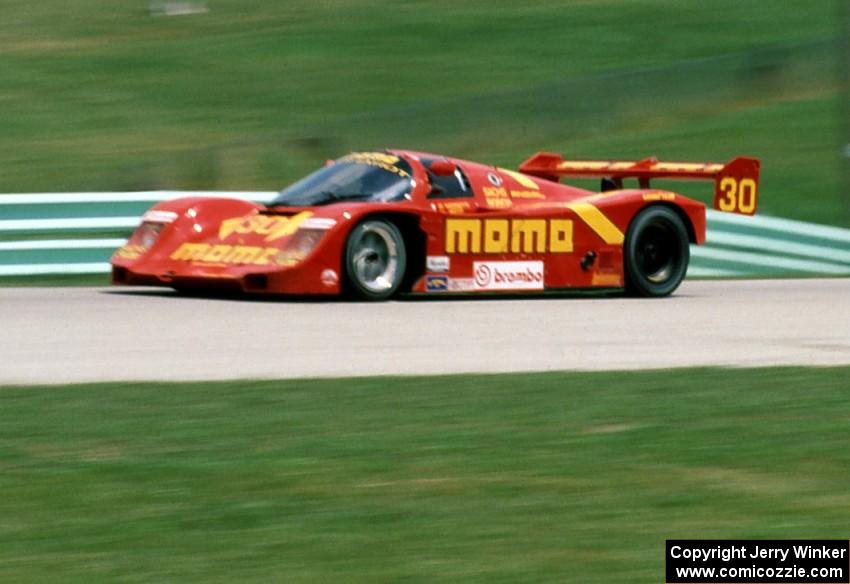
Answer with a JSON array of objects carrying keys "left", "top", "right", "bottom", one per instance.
[{"left": 111, "top": 150, "right": 759, "bottom": 299}]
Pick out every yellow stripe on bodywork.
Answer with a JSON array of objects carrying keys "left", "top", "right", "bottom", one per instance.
[
  {"left": 498, "top": 168, "right": 540, "bottom": 190},
  {"left": 566, "top": 202, "right": 624, "bottom": 245}
]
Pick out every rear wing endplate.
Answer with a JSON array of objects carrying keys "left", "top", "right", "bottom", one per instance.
[{"left": 518, "top": 152, "right": 761, "bottom": 216}]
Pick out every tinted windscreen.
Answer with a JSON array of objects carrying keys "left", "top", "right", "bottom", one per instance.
[{"left": 271, "top": 153, "right": 414, "bottom": 206}]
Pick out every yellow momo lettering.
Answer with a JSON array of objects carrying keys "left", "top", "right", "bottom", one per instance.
[
  {"left": 218, "top": 211, "right": 312, "bottom": 242},
  {"left": 484, "top": 219, "right": 509, "bottom": 253},
  {"left": 446, "top": 219, "right": 481, "bottom": 253},
  {"left": 170, "top": 243, "right": 279, "bottom": 265},
  {"left": 446, "top": 218, "right": 574, "bottom": 254}
]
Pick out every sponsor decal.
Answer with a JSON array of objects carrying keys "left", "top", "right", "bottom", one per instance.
[
  {"left": 486, "top": 172, "right": 502, "bottom": 187},
  {"left": 302, "top": 217, "right": 338, "bottom": 229},
  {"left": 113, "top": 244, "right": 147, "bottom": 260},
  {"left": 483, "top": 186, "right": 508, "bottom": 198},
  {"left": 142, "top": 210, "right": 178, "bottom": 223},
  {"left": 483, "top": 186, "right": 512, "bottom": 208},
  {"left": 473, "top": 261, "right": 544, "bottom": 291},
  {"left": 426, "top": 255, "right": 450, "bottom": 273},
  {"left": 448, "top": 277, "right": 474, "bottom": 292},
  {"left": 591, "top": 272, "right": 622, "bottom": 287},
  {"left": 218, "top": 211, "right": 313, "bottom": 242},
  {"left": 445, "top": 218, "right": 573, "bottom": 254},
  {"left": 321, "top": 269, "right": 339, "bottom": 287},
  {"left": 169, "top": 243, "right": 279, "bottom": 265},
  {"left": 340, "top": 152, "right": 411, "bottom": 177},
  {"left": 486, "top": 198, "right": 513, "bottom": 209},
  {"left": 642, "top": 191, "right": 676, "bottom": 202},
  {"left": 510, "top": 190, "right": 546, "bottom": 200},
  {"left": 434, "top": 201, "right": 473, "bottom": 215},
  {"left": 425, "top": 275, "right": 449, "bottom": 292}
]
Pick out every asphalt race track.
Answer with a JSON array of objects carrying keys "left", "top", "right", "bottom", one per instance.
[{"left": 1, "top": 279, "right": 848, "bottom": 384}]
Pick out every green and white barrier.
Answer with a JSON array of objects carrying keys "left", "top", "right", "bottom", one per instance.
[
  {"left": 689, "top": 211, "right": 850, "bottom": 277},
  {"left": 1, "top": 192, "right": 849, "bottom": 278}
]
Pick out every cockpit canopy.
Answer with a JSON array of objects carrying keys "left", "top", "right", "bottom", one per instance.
[{"left": 271, "top": 152, "right": 414, "bottom": 207}]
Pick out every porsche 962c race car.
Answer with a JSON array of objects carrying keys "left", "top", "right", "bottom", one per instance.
[{"left": 111, "top": 150, "right": 759, "bottom": 299}]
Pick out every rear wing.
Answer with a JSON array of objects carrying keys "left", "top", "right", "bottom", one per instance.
[{"left": 518, "top": 152, "right": 761, "bottom": 216}]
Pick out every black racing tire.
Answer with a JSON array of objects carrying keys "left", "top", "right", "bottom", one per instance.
[
  {"left": 344, "top": 219, "right": 407, "bottom": 300},
  {"left": 624, "top": 206, "right": 690, "bottom": 297}
]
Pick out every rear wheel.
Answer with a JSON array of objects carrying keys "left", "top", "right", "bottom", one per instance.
[
  {"left": 624, "top": 206, "right": 689, "bottom": 297},
  {"left": 344, "top": 219, "right": 407, "bottom": 300}
]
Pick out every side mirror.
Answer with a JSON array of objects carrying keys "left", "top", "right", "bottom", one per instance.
[{"left": 429, "top": 160, "right": 457, "bottom": 176}]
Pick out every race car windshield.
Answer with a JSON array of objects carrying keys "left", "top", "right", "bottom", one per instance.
[{"left": 271, "top": 153, "right": 414, "bottom": 206}]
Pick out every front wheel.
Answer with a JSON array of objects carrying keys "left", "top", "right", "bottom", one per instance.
[
  {"left": 624, "top": 206, "right": 690, "bottom": 297},
  {"left": 344, "top": 219, "right": 407, "bottom": 300}
]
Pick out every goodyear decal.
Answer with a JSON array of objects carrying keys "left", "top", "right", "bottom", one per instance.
[
  {"left": 642, "top": 191, "right": 676, "bottom": 202},
  {"left": 565, "top": 203, "right": 624, "bottom": 245},
  {"left": 170, "top": 243, "right": 279, "bottom": 265},
  {"left": 445, "top": 218, "right": 573, "bottom": 254},
  {"left": 218, "top": 211, "right": 312, "bottom": 242},
  {"left": 340, "top": 152, "right": 411, "bottom": 177}
]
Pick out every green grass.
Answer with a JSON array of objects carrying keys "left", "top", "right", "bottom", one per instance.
[
  {"left": 1, "top": 367, "right": 849, "bottom": 582},
  {"left": 1, "top": 1, "right": 848, "bottom": 224}
]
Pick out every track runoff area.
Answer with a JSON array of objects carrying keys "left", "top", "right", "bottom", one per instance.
[{"left": 0, "top": 278, "right": 848, "bottom": 384}]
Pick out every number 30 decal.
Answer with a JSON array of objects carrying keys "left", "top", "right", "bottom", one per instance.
[{"left": 717, "top": 177, "right": 757, "bottom": 214}]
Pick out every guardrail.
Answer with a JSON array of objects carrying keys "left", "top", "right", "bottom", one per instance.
[{"left": 2, "top": 191, "right": 850, "bottom": 278}]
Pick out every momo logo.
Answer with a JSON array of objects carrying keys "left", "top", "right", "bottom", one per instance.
[
  {"left": 473, "top": 261, "right": 543, "bottom": 291},
  {"left": 445, "top": 218, "right": 573, "bottom": 254},
  {"left": 170, "top": 243, "right": 279, "bottom": 265},
  {"left": 218, "top": 211, "right": 312, "bottom": 242}
]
